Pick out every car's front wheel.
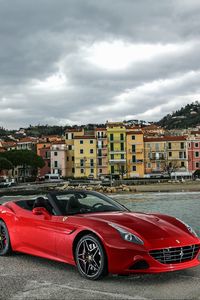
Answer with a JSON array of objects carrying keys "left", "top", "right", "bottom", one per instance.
[
  {"left": 75, "top": 234, "right": 108, "bottom": 280},
  {"left": 0, "top": 220, "right": 12, "bottom": 256}
]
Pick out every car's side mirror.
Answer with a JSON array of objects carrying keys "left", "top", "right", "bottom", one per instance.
[{"left": 32, "top": 207, "right": 51, "bottom": 219}]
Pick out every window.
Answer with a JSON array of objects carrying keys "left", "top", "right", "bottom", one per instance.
[
  {"left": 81, "top": 169, "right": 84, "bottom": 174},
  {"left": 132, "top": 135, "right": 135, "bottom": 140},
  {"left": 99, "top": 169, "right": 102, "bottom": 173},
  {"left": 72, "top": 133, "right": 74, "bottom": 139},
  {"left": 195, "top": 152, "right": 199, "bottom": 158},
  {"left": 80, "top": 149, "right": 84, "bottom": 154},
  {"left": 90, "top": 159, "right": 94, "bottom": 167},
  {"left": 66, "top": 133, "right": 68, "bottom": 139},
  {"left": 121, "top": 154, "right": 124, "bottom": 159},
  {"left": 110, "top": 143, "right": 114, "bottom": 151},
  {"left": 68, "top": 145, "right": 72, "bottom": 150},
  {"left": 155, "top": 143, "right": 159, "bottom": 151},
  {"left": 80, "top": 140, "right": 83, "bottom": 144},
  {"left": 196, "top": 162, "right": 199, "bottom": 168},
  {"left": 181, "top": 162, "right": 185, "bottom": 167},
  {"left": 80, "top": 159, "right": 84, "bottom": 167},
  {"left": 188, "top": 142, "right": 191, "bottom": 148},
  {"left": 120, "top": 133, "right": 124, "bottom": 141},
  {"left": 195, "top": 143, "right": 199, "bottom": 148},
  {"left": 179, "top": 152, "right": 183, "bottom": 159},
  {"left": 90, "top": 140, "right": 94, "bottom": 144},
  {"left": 111, "top": 165, "right": 114, "bottom": 174},
  {"left": 110, "top": 154, "right": 114, "bottom": 159},
  {"left": 147, "top": 162, "right": 151, "bottom": 168},
  {"left": 54, "top": 161, "right": 58, "bottom": 167},
  {"left": 72, "top": 156, "right": 74, "bottom": 161},
  {"left": 120, "top": 143, "right": 124, "bottom": 151},
  {"left": 156, "top": 162, "right": 160, "bottom": 169},
  {"left": 67, "top": 156, "right": 69, "bottom": 161},
  {"left": 169, "top": 151, "right": 172, "bottom": 157},
  {"left": 72, "top": 168, "right": 75, "bottom": 173},
  {"left": 180, "top": 142, "right": 184, "bottom": 149},
  {"left": 98, "top": 150, "right": 102, "bottom": 156},
  {"left": 90, "top": 169, "right": 94, "bottom": 174},
  {"left": 90, "top": 149, "right": 94, "bottom": 154},
  {"left": 132, "top": 155, "right": 136, "bottom": 163},
  {"left": 132, "top": 145, "right": 136, "bottom": 152},
  {"left": 54, "top": 152, "right": 58, "bottom": 156},
  {"left": 98, "top": 158, "right": 102, "bottom": 166},
  {"left": 110, "top": 134, "right": 114, "bottom": 141},
  {"left": 168, "top": 142, "right": 171, "bottom": 149},
  {"left": 132, "top": 166, "right": 136, "bottom": 171}
]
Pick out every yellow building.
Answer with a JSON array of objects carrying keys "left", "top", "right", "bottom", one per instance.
[
  {"left": 106, "top": 122, "right": 126, "bottom": 178},
  {"left": 126, "top": 129, "right": 145, "bottom": 177},
  {"left": 74, "top": 135, "right": 97, "bottom": 178},
  {"left": 65, "top": 128, "right": 84, "bottom": 177}
]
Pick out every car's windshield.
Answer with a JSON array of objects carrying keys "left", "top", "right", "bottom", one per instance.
[{"left": 53, "top": 191, "right": 128, "bottom": 215}]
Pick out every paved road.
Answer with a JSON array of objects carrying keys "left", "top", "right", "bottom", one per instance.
[{"left": 0, "top": 253, "right": 199, "bottom": 300}]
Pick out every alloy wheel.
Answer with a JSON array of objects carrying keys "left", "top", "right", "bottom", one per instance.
[
  {"left": 0, "top": 221, "right": 12, "bottom": 256},
  {"left": 76, "top": 235, "right": 107, "bottom": 280}
]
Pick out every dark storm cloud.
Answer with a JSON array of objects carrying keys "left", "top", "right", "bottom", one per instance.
[{"left": 1, "top": 0, "right": 200, "bottom": 128}]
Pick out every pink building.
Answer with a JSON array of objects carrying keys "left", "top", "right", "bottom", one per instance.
[{"left": 188, "top": 133, "right": 200, "bottom": 174}]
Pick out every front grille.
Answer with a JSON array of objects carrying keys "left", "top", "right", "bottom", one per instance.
[{"left": 149, "top": 244, "right": 200, "bottom": 264}]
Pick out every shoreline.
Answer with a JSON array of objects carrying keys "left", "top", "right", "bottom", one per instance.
[
  {"left": 133, "top": 181, "right": 200, "bottom": 193},
  {"left": 0, "top": 180, "right": 200, "bottom": 196}
]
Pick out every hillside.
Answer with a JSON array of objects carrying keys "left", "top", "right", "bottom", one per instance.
[{"left": 157, "top": 101, "right": 200, "bottom": 129}]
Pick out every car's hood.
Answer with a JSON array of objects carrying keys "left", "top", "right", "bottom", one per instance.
[{"left": 83, "top": 211, "right": 189, "bottom": 240}]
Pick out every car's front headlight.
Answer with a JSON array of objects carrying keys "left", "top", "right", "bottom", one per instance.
[
  {"left": 176, "top": 218, "right": 198, "bottom": 237},
  {"left": 109, "top": 222, "right": 144, "bottom": 245}
]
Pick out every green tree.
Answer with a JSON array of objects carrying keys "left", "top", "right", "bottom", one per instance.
[
  {"left": 0, "top": 150, "right": 45, "bottom": 181},
  {"left": 0, "top": 157, "right": 13, "bottom": 172}
]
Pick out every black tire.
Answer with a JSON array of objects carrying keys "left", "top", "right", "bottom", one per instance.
[
  {"left": 75, "top": 234, "right": 108, "bottom": 280},
  {"left": 0, "top": 220, "right": 12, "bottom": 256}
]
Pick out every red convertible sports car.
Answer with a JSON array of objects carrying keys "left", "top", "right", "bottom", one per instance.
[{"left": 0, "top": 190, "right": 199, "bottom": 280}]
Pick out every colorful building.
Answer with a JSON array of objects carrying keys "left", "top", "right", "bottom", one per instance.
[
  {"left": 126, "top": 129, "right": 144, "bottom": 177},
  {"left": 106, "top": 122, "right": 126, "bottom": 178},
  {"left": 187, "top": 132, "right": 200, "bottom": 175},
  {"left": 144, "top": 136, "right": 189, "bottom": 177},
  {"left": 50, "top": 141, "right": 68, "bottom": 177},
  {"left": 65, "top": 128, "right": 84, "bottom": 177},
  {"left": 37, "top": 141, "right": 51, "bottom": 177},
  {"left": 144, "top": 137, "right": 167, "bottom": 175},
  {"left": 74, "top": 135, "right": 97, "bottom": 178},
  {"left": 95, "top": 128, "right": 108, "bottom": 178}
]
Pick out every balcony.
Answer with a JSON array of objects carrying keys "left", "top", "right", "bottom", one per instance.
[
  {"left": 108, "top": 139, "right": 125, "bottom": 143},
  {"left": 129, "top": 159, "right": 144, "bottom": 164},
  {"left": 109, "top": 159, "right": 126, "bottom": 164},
  {"left": 150, "top": 155, "right": 166, "bottom": 161},
  {"left": 97, "top": 135, "right": 107, "bottom": 139},
  {"left": 128, "top": 149, "right": 143, "bottom": 154},
  {"left": 109, "top": 150, "right": 126, "bottom": 154}
]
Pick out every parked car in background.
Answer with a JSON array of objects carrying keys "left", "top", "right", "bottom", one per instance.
[{"left": 44, "top": 173, "right": 63, "bottom": 182}]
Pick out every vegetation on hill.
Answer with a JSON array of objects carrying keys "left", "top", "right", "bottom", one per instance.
[{"left": 157, "top": 101, "right": 200, "bottom": 129}]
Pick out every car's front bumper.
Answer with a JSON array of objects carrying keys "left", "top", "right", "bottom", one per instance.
[{"left": 104, "top": 237, "right": 200, "bottom": 274}]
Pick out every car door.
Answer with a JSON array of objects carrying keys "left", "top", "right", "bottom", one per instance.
[{"left": 16, "top": 202, "right": 57, "bottom": 257}]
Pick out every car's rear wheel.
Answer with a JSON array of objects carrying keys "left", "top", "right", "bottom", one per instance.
[
  {"left": 0, "top": 220, "right": 12, "bottom": 256},
  {"left": 75, "top": 234, "right": 108, "bottom": 280}
]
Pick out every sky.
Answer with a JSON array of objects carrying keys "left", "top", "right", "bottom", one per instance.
[{"left": 1, "top": 0, "right": 200, "bottom": 129}]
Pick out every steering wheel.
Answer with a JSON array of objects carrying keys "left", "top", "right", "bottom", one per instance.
[{"left": 92, "top": 203, "right": 104, "bottom": 209}]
